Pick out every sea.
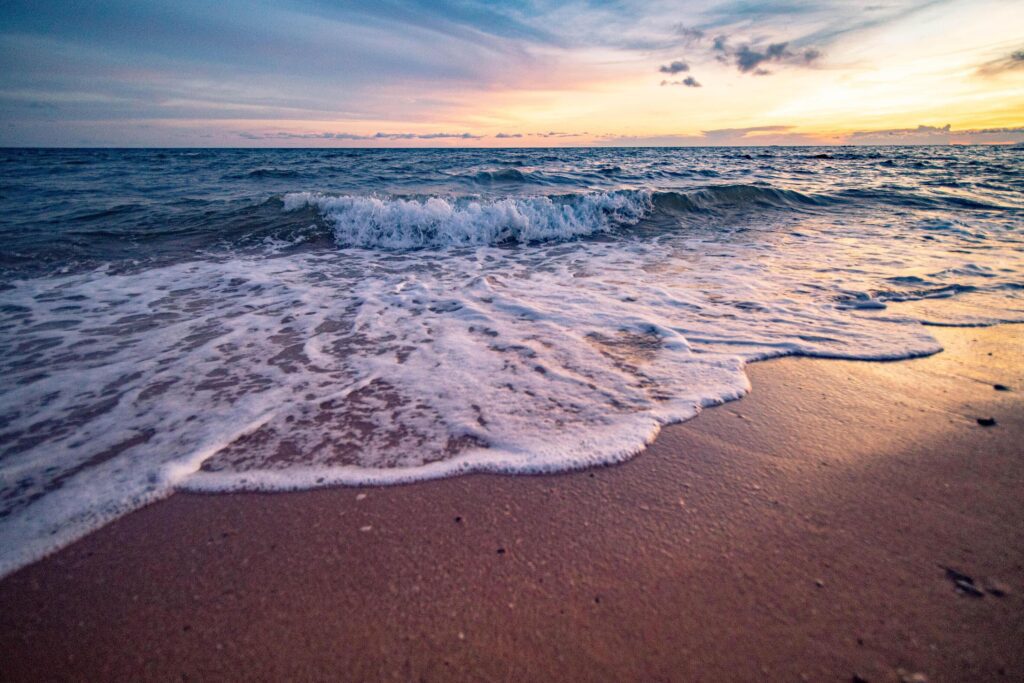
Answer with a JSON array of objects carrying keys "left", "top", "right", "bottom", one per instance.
[{"left": 0, "top": 145, "right": 1021, "bottom": 577}]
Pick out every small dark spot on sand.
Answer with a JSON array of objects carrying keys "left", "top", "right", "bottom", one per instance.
[
  {"left": 454, "top": 516, "right": 462, "bottom": 523},
  {"left": 496, "top": 547, "right": 506, "bottom": 555},
  {"left": 851, "top": 674, "right": 868, "bottom": 683},
  {"left": 944, "top": 566, "right": 985, "bottom": 597},
  {"left": 993, "top": 384, "right": 1011, "bottom": 391},
  {"left": 183, "top": 625, "right": 191, "bottom": 632},
  {"left": 594, "top": 596, "right": 601, "bottom": 604},
  {"left": 977, "top": 417, "right": 997, "bottom": 427}
]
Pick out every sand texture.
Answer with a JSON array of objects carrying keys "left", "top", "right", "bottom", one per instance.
[{"left": 1, "top": 325, "right": 1021, "bottom": 681}]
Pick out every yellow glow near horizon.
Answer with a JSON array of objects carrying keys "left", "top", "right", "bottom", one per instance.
[{"left": 415, "top": 0, "right": 1024, "bottom": 142}]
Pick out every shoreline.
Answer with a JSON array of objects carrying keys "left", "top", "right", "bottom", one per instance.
[{"left": 1, "top": 324, "right": 1021, "bottom": 680}]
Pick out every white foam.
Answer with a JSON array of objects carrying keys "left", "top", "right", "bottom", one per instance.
[
  {"left": 0, "top": 199, "right": 1021, "bottom": 578},
  {"left": 284, "top": 191, "right": 653, "bottom": 248}
]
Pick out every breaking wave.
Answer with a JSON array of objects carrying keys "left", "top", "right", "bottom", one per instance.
[
  {"left": 283, "top": 190, "right": 654, "bottom": 248},
  {"left": 283, "top": 185, "right": 844, "bottom": 249}
]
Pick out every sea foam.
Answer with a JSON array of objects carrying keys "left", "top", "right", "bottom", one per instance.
[
  {"left": 1, "top": 146, "right": 1022, "bottom": 579},
  {"left": 283, "top": 191, "right": 652, "bottom": 248}
]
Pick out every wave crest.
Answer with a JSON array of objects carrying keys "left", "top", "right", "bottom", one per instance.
[
  {"left": 283, "top": 181, "right": 1014, "bottom": 252},
  {"left": 284, "top": 191, "right": 653, "bottom": 249},
  {"left": 654, "top": 184, "right": 831, "bottom": 213}
]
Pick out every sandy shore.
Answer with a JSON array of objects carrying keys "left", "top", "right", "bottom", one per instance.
[{"left": 1, "top": 325, "right": 1021, "bottom": 681}]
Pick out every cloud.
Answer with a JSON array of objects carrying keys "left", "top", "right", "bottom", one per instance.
[
  {"left": 731, "top": 41, "right": 821, "bottom": 74},
  {"left": 703, "top": 125, "right": 793, "bottom": 138},
  {"left": 240, "top": 131, "right": 484, "bottom": 141},
  {"left": 531, "top": 131, "right": 587, "bottom": 138},
  {"left": 0, "top": 0, "right": 558, "bottom": 135},
  {"left": 597, "top": 123, "right": 1024, "bottom": 147},
  {"left": 375, "top": 132, "right": 484, "bottom": 140},
  {"left": 841, "top": 123, "right": 1024, "bottom": 145},
  {"left": 661, "top": 76, "right": 701, "bottom": 87},
  {"left": 662, "top": 26, "right": 823, "bottom": 78},
  {"left": 735, "top": 43, "right": 779, "bottom": 73},
  {"left": 1, "top": 1, "right": 1016, "bottom": 147},
  {"left": 849, "top": 124, "right": 952, "bottom": 139},
  {"left": 658, "top": 60, "right": 690, "bottom": 74},
  {"left": 673, "top": 25, "right": 704, "bottom": 44},
  {"left": 248, "top": 123, "right": 1024, "bottom": 148},
  {"left": 977, "top": 48, "right": 1024, "bottom": 76}
]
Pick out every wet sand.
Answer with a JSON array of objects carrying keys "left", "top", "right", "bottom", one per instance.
[{"left": 1, "top": 325, "right": 1021, "bottom": 681}]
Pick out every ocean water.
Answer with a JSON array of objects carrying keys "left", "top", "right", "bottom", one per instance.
[{"left": 0, "top": 146, "right": 1022, "bottom": 576}]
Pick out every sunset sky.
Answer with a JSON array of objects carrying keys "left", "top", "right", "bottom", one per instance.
[{"left": 1, "top": 0, "right": 1022, "bottom": 146}]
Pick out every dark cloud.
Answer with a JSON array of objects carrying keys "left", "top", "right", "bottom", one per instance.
[
  {"left": 673, "top": 25, "right": 704, "bottom": 44},
  {"left": 977, "top": 48, "right": 1024, "bottom": 76},
  {"left": 663, "top": 27, "right": 822, "bottom": 78},
  {"left": 732, "top": 41, "right": 819, "bottom": 73},
  {"left": 495, "top": 132, "right": 523, "bottom": 138},
  {"left": 661, "top": 76, "right": 702, "bottom": 87},
  {"left": 659, "top": 60, "right": 690, "bottom": 74},
  {"left": 735, "top": 43, "right": 774, "bottom": 72},
  {"left": 654, "top": 25, "right": 825, "bottom": 87}
]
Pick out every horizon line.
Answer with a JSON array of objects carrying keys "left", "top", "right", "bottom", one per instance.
[{"left": 2, "top": 141, "right": 1021, "bottom": 151}]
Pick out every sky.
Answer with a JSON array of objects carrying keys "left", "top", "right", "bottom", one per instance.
[{"left": 1, "top": 0, "right": 1022, "bottom": 147}]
